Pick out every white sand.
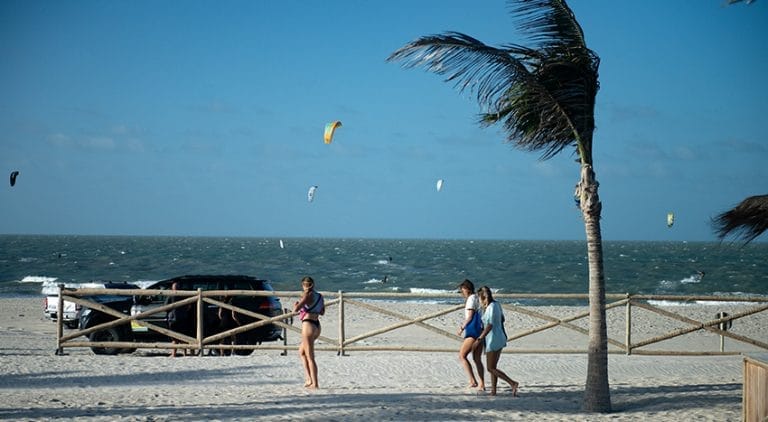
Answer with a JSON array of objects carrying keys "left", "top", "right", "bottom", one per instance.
[{"left": 1, "top": 297, "right": 764, "bottom": 421}]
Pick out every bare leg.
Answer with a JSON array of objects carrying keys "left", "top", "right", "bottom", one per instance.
[
  {"left": 486, "top": 350, "right": 518, "bottom": 396},
  {"left": 458, "top": 337, "right": 478, "bottom": 387},
  {"left": 471, "top": 340, "right": 485, "bottom": 390},
  {"left": 306, "top": 334, "right": 319, "bottom": 388},
  {"left": 299, "top": 341, "right": 312, "bottom": 386},
  {"left": 300, "top": 321, "right": 321, "bottom": 388}
]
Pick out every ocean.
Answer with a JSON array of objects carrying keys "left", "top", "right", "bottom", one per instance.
[{"left": 1, "top": 235, "right": 766, "bottom": 300}]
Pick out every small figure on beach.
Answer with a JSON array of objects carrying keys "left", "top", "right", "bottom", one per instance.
[
  {"left": 293, "top": 276, "right": 325, "bottom": 389},
  {"left": 166, "top": 281, "right": 193, "bottom": 357},
  {"left": 217, "top": 296, "right": 239, "bottom": 356},
  {"left": 476, "top": 286, "right": 519, "bottom": 397},
  {"left": 457, "top": 279, "right": 485, "bottom": 390}
]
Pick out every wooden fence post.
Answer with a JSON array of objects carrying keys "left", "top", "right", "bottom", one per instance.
[
  {"left": 338, "top": 290, "right": 346, "bottom": 356},
  {"left": 55, "top": 284, "right": 65, "bottom": 355},
  {"left": 196, "top": 288, "right": 203, "bottom": 356},
  {"left": 625, "top": 293, "right": 632, "bottom": 355}
]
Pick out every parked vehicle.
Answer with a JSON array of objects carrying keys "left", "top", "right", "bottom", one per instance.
[
  {"left": 78, "top": 275, "right": 284, "bottom": 355},
  {"left": 44, "top": 281, "right": 138, "bottom": 329}
]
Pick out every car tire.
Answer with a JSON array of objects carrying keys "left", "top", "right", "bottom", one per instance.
[
  {"left": 65, "top": 321, "right": 79, "bottom": 329},
  {"left": 232, "top": 336, "right": 255, "bottom": 356},
  {"left": 89, "top": 327, "right": 125, "bottom": 355}
]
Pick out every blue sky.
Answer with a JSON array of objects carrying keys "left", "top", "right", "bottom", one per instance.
[{"left": 1, "top": 0, "right": 766, "bottom": 241}]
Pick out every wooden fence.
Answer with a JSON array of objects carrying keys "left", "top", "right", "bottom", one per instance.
[{"left": 55, "top": 288, "right": 768, "bottom": 356}]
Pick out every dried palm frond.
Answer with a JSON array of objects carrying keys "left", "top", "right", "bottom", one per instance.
[{"left": 713, "top": 194, "right": 768, "bottom": 243}]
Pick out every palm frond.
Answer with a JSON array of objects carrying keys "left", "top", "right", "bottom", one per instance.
[
  {"left": 509, "top": 0, "right": 586, "bottom": 49},
  {"left": 387, "top": 1, "right": 599, "bottom": 162},
  {"left": 713, "top": 194, "right": 768, "bottom": 243}
]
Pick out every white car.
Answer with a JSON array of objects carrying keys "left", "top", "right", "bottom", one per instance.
[{"left": 42, "top": 281, "right": 139, "bottom": 329}]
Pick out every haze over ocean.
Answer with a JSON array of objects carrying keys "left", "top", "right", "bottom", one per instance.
[{"left": 2, "top": 235, "right": 766, "bottom": 300}]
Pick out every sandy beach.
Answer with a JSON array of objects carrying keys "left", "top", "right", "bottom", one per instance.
[{"left": 1, "top": 297, "right": 764, "bottom": 421}]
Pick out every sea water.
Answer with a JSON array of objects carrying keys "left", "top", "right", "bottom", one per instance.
[{"left": 1, "top": 235, "right": 766, "bottom": 300}]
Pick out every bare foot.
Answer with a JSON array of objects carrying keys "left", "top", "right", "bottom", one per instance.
[
  {"left": 511, "top": 381, "right": 519, "bottom": 397},
  {"left": 468, "top": 381, "right": 478, "bottom": 388},
  {"left": 477, "top": 384, "right": 485, "bottom": 392}
]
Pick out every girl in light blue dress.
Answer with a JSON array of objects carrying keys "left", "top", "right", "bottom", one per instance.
[{"left": 476, "top": 286, "right": 519, "bottom": 396}]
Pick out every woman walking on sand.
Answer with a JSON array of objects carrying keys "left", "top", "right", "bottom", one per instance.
[
  {"left": 294, "top": 276, "right": 324, "bottom": 389},
  {"left": 476, "top": 286, "right": 519, "bottom": 396},
  {"left": 457, "top": 279, "right": 485, "bottom": 390}
]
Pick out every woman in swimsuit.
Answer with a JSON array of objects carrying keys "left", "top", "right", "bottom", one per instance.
[{"left": 293, "top": 276, "right": 324, "bottom": 389}]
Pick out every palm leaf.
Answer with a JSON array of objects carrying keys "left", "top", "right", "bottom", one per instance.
[
  {"left": 387, "top": 0, "right": 599, "bottom": 162},
  {"left": 713, "top": 195, "right": 768, "bottom": 243}
]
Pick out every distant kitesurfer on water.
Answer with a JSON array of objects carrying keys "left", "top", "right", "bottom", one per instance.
[
  {"left": 696, "top": 270, "right": 706, "bottom": 281},
  {"left": 382, "top": 276, "right": 388, "bottom": 284}
]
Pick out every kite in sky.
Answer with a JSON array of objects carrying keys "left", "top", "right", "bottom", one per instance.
[
  {"left": 667, "top": 212, "right": 675, "bottom": 228},
  {"left": 9, "top": 171, "right": 19, "bottom": 187},
  {"left": 436, "top": 179, "right": 444, "bottom": 192},
  {"left": 308, "top": 185, "right": 318, "bottom": 202},
  {"left": 324, "top": 121, "right": 342, "bottom": 144}
]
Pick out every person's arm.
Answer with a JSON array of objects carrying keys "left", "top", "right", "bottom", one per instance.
[
  {"left": 460, "top": 308, "right": 475, "bottom": 330},
  {"left": 457, "top": 307, "right": 475, "bottom": 335},
  {"left": 476, "top": 304, "right": 493, "bottom": 342},
  {"left": 476, "top": 323, "right": 492, "bottom": 342},
  {"left": 293, "top": 291, "right": 310, "bottom": 312}
]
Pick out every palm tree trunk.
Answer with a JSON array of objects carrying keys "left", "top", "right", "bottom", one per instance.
[{"left": 578, "top": 164, "right": 612, "bottom": 412}]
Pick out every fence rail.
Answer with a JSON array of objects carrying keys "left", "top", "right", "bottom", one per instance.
[{"left": 55, "top": 288, "right": 768, "bottom": 356}]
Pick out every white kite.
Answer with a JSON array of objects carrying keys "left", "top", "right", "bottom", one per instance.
[
  {"left": 307, "top": 185, "right": 318, "bottom": 202},
  {"left": 436, "top": 179, "right": 444, "bottom": 192}
]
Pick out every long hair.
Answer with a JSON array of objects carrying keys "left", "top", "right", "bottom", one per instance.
[{"left": 477, "top": 286, "right": 494, "bottom": 306}]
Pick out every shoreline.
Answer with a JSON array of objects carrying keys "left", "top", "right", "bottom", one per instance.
[{"left": 1, "top": 297, "right": 762, "bottom": 420}]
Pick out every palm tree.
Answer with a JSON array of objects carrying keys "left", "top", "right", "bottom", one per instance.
[
  {"left": 713, "top": 195, "right": 768, "bottom": 243},
  {"left": 388, "top": 0, "right": 610, "bottom": 412}
]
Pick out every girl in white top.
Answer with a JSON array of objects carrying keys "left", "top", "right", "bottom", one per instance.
[
  {"left": 476, "top": 286, "right": 519, "bottom": 396},
  {"left": 456, "top": 279, "right": 485, "bottom": 391}
]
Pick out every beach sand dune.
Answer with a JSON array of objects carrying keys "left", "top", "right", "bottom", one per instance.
[{"left": 0, "top": 298, "right": 757, "bottom": 421}]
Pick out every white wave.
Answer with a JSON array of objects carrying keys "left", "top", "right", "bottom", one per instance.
[
  {"left": 20, "top": 276, "right": 57, "bottom": 284},
  {"left": 647, "top": 299, "right": 758, "bottom": 307},
  {"left": 409, "top": 287, "right": 457, "bottom": 295},
  {"left": 134, "top": 280, "right": 160, "bottom": 289},
  {"left": 647, "top": 300, "right": 696, "bottom": 307},
  {"left": 680, "top": 275, "right": 701, "bottom": 284},
  {"left": 363, "top": 278, "right": 385, "bottom": 284}
]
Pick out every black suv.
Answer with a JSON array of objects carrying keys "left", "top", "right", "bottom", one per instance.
[{"left": 79, "top": 275, "right": 284, "bottom": 355}]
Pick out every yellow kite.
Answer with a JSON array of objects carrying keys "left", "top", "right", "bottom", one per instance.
[{"left": 323, "top": 121, "right": 342, "bottom": 144}]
